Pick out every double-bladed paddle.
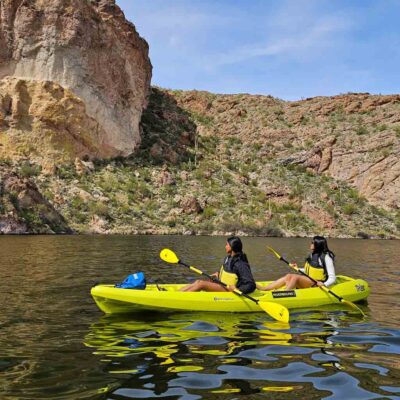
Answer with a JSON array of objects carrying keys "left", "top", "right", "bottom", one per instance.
[
  {"left": 160, "top": 248, "right": 289, "bottom": 323},
  {"left": 266, "top": 246, "right": 364, "bottom": 316}
]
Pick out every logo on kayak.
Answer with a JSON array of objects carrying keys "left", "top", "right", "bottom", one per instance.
[
  {"left": 272, "top": 290, "right": 296, "bottom": 298},
  {"left": 213, "top": 297, "right": 235, "bottom": 301},
  {"left": 355, "top": 284, "right": 365, "bottom": 292}
]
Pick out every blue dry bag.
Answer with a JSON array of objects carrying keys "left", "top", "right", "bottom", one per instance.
[{"left": 115, "top": 272, "right": 146, "bottom": 289}]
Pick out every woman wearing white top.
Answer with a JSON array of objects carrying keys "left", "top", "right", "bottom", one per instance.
[{"left": 258, "top": 236, "right": 336, "bottom": 291}]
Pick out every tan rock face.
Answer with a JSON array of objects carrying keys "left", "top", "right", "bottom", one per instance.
[
  {"left": 0, "top": 0, "right": 152, "bottom": 158},
  {"left": 0, "top": 77, "right": 113, "bottom": 161}
]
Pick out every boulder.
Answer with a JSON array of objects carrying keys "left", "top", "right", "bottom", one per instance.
[{"left": 181, "top": 196, "right": 203, "bottom": 214}]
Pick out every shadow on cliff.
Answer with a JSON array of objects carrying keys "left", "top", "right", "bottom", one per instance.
[
  {"left": 137, "top": 87, "right": 197, "bottom": 165},
  {"left": 0, "top": 168, "right": 73, "bottom": 234}
]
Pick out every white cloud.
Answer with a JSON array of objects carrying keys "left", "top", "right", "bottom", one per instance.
[{"left": 212, "top": 7, "right": 355, "bottom": 67}]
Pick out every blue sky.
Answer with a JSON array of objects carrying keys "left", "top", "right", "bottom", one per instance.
[{"left": 117, "top": 0, "right": 400, "bottom": 100}]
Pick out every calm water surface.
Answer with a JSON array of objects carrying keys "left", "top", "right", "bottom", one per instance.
[{"left": 0, "top": 236, "right": 399, "bottom": 399}]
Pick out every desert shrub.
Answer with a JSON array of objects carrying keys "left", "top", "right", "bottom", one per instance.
[
  {"left": 70, "top": 196, "right": 87, "bottom": 212},
  {"left": 190, "top": 111, "right": 214, "bottom": 127},
  {"left": 343, "top": 203, "right": 357, "bottom": 215},
  {"left": 160, "top": 184, "right": 176, "bottom": 197},
  {"left": 193, "top": 168, "right": 205, "bottom": 180},
  {"left": 252, "top": 142, "right": 262, "bottom": 151},
  {"left": 203, "top": 206, "right": 217, "bottom": 218},
  {"left": 220, "top": 220, "right": 243, "bottom": 233},
  {"left": 8, "top": 191, "right": 19, "bottom": 209},
  {"left": 56, "top": 164, "right": 76, "bottom": 179},
  {"left": 99, "top": 172, "right": 120, "bottom": 192},
  {"left": 222, "top": 172, "right": 232, "bottom": 184},
  {"left": 226, "top": 160, "right": 238, "bottom": 171},
  {"left": 167, "top": 219, "right": 176, "bottom": 228},
  {"left": 20, "top": 209, "right": 42, "bottom": 228},
  {"left": 0, "top": 157, "right": 12, "bottom": 166},
  {"left": 136, "top": 182, "right": 152, "bottom": 199},
  {"left": 74, "top": 211, "right": 88, "bottom": 224},
  {"left": 347, "top": 188, "right": 365, "bottom": 204},
  {"left": 396, "top": 212, "right": 400, "bottom": 230},
  {"left": 271, "top": 201, "right": 301, "bottom": 213},
  {"left": 382, "top": 146, "right": 393, "bottom": 157},
  {"left": 289, "top": 183, "right": 304, "bottom": 199},
  {"left": 223, "top": 193, "right": 236, "bottom": 207},
  {"left": 124, "top": 178, "right": 138, "bottom": 193},
  {"left": 227, "top": 136, "right": 242, "bottom": 147},
  {"left": 378, "top": 124, "right": 387, "bottom": 132},
  {"left": 356, "top": 126, "right": 368, "bottom": 136},
  {"left": 240, "top": 219, "right": 284, "bottom": 237},
  {"left": 20, "top": 162, "right": 41, "bottom": 178}
]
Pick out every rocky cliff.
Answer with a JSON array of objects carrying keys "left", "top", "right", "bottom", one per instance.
[
  {"left": 167, "top": 90, "right": 400, "bottom": 211},
  {"left": 0, "top": 1, "right": 398, "bottom": 237},
  {"left": 1, "top": 87, "right": 399, "bottom": 237},
  {"left": 0, "top": 0, "right": 152, "bottom": 161}
]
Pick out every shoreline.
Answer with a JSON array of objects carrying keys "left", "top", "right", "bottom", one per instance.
[{"left": 0, "top": 231, "right": 398, "bottom": 240}]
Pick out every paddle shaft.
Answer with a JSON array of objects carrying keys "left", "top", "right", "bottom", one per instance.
[{"left": 179, "top": 261, "right": 261, "bottom": 306}]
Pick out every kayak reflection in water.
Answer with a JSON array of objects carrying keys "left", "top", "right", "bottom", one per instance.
[
  {"left": 258, "top": 236, "right": 337, "bottom": 291},
  {"left": 179, "top": 236, "right": 256, "bottom": 293}
]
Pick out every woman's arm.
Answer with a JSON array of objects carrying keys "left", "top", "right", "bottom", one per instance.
[
  {"left": 235, "top": 262, "right": 256, "bottom": 294},
  {"left": 323, "top": 255, "right": 336, "bottom": 287}
]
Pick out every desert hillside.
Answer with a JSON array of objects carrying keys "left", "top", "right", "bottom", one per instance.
[
  {"left": 0, "top": 1, "right": 398, "bottom": 237},
  {"left": 2, "top": 87, "right": 398, "bottom": 237}
]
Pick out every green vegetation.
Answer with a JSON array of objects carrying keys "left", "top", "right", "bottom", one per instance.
[
  {"left": 20, "top": 162, "right": 41, "bottom": 177},
  {"left": 356, "top": 126, "right": 368, "bottom": 136},
  {"left": 21, "top": 127, "right": 396, "bottom": 238}
]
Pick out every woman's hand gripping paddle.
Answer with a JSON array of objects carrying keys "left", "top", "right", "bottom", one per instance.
[
  {"left": 266, "top": 246, "right": 364, "bottom": 316},
  {"left": 160, "top": 248, "right": 289, "bottom": 323}
]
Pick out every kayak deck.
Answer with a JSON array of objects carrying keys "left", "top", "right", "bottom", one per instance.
[{"left": 91, "top": 275, "right": 370, "bottom": 314}]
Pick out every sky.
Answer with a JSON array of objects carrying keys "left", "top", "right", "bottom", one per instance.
[{"left": 117, "top": 0, "right": 400, "bottom": 100}]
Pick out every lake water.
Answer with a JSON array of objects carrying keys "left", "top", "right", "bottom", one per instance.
[{"left": 0, "top": 236, "right": 399, "bottom": 399}]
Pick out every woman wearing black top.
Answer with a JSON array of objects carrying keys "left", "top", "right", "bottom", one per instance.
[{"left": 179, "top": 236, "right": 256, "bottom": 294}]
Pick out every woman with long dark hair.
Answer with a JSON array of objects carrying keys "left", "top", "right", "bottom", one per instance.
[
  {"left": 180, "top": 236, "right": 256, "bottom": 293},
  {"left": 258, "top": 236, "right": 336, "bottom": 291}
]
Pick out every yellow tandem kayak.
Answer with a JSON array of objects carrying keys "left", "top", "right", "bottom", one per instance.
[{"left": 91, "top": 275, "right": 369, "bottom": 314}]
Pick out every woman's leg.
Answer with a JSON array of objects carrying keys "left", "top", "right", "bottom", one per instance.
[
  {"left": 260, "top": 274, "right": 314, "bottom": 291},
  {"left": 179, "top": 281, "right": 198, "bottom": 292},
  {"left": 179, "top": 280, "right": 228, "bottom": 292},
  {"left": 285, "top": 275, "right": 314, "bottom": 289},
  {"left": 261, "top": 274, "right": 295, "bottom": 291}
]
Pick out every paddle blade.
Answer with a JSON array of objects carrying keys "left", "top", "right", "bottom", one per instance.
[
  {"left": 160, "top": 248, "right": 179, "bottom": 264},
  {"left": 342, "top": 299, "right": 365, "bottom": 316},
  {"left": 259, "top": 301, "right": 290, "bottom": 323},
  {"left": 266, "top": 246, "right": 282, "bottom": 260}
]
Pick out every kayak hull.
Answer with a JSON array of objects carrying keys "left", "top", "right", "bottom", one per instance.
[{"left": 91, "top": 275, "right": 370, "bottom": 314}]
